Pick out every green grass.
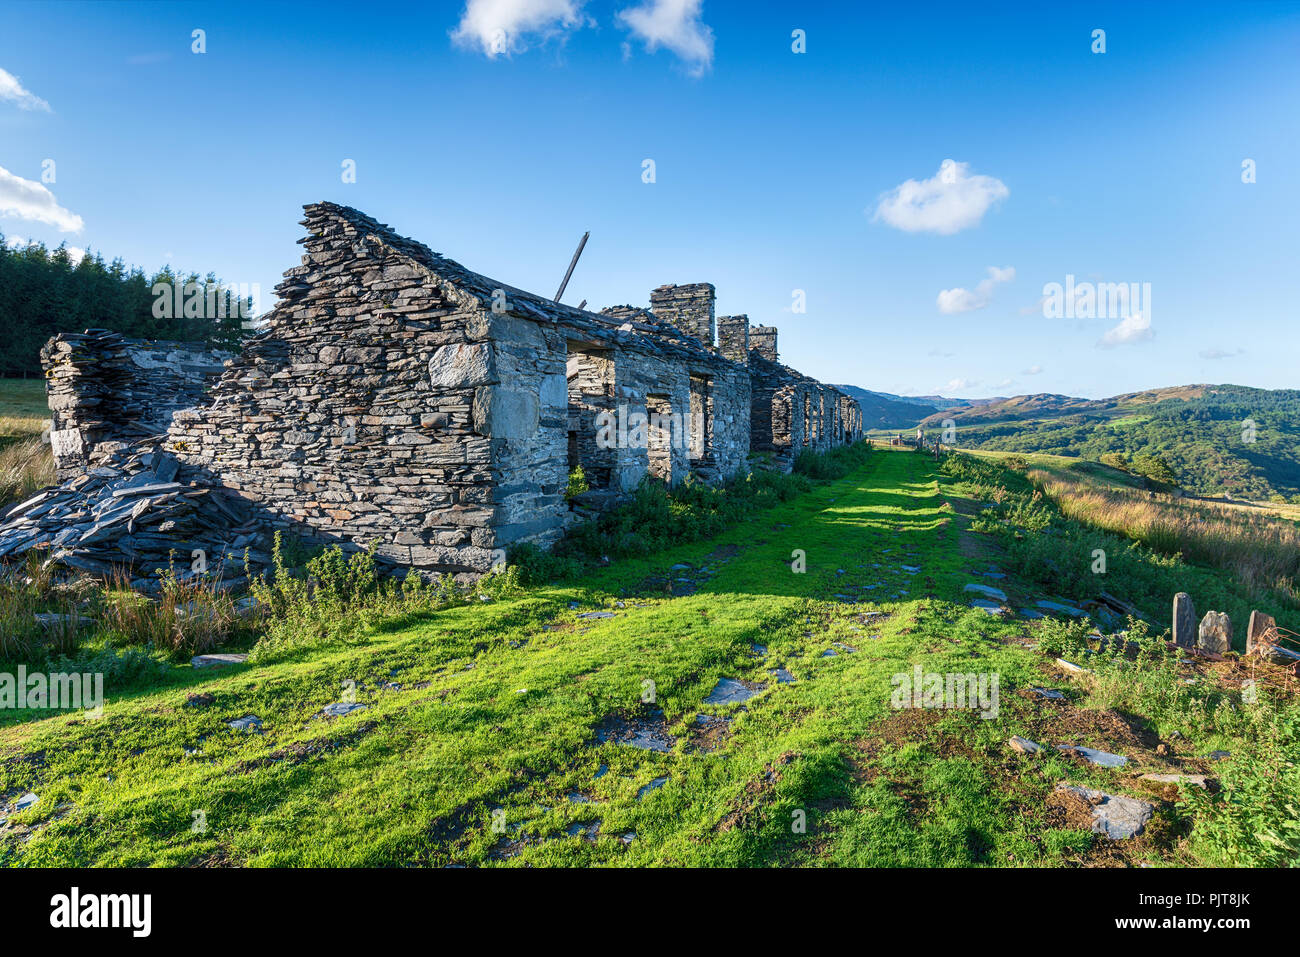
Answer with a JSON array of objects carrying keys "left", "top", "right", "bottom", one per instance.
[
  {"left": 0, "top": 378, "right": 54, "bottom": 507},
  {"left": 0, "top": 378, "right": 50, "bottom": 426},
  {"left": 1, "top": 447, "right": 1295, "bottom": 866}
]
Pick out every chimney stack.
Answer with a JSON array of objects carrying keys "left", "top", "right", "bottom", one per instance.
[
  {"left": 716, "top": 315, "right": 750, "bottom": 364},
  {"left": 650, "top": 283, "right": 716, "bottom": 348},
  {"left": 750, "top": 324, "right": 778, "bottom": 362}
]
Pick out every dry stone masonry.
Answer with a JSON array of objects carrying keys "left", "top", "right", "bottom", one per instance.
[
  {"left": 43, "top": 332, "right": 232, "bottom": 481},
  {"left": 0, "top": 203, "right": 861, "bottom": 579}
]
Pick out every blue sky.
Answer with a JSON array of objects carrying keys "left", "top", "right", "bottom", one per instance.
[{"left": 2, "top": 0, "right": 1297, "bottom": 399}]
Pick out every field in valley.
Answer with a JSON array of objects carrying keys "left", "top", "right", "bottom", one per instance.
[
  {"left": 0, "top": 378, "right": 53, "bottom": 509},
  {"left": 2, "top": 443, "right": 1297, "bottom": 867}
]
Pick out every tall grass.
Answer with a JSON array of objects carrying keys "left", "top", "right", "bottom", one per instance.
[
  {"left": 96, "top": 566, "right": 249, "bottom": 660},
  {"left": 0, "top": 436, "right": 54, "bottom": 509},
  {"left": 1027, "top": 467, "right": 1300, "bottom": 603}
]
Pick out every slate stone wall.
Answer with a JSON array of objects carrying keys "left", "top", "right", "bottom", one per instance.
[
  {"left": 717, "top": 315, "right": 750, "bottom": 364},
  {"left": 750, "top": 325, "right": 779, "bottom": 363},
  {"left": 42, "top": 331, "right": 231, "bottom": 481},
  {"left": 650, "top": 283, "right": 716, "bottom": 348}
]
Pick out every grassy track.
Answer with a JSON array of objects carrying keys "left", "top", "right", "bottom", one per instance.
[{"left": 0, "top": 449, "right": 1283, "bottom": 866}]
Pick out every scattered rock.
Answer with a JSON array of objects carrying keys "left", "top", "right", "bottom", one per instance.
[
  {"left": 964, "top": 583, "right": 1007, "bottom": 601},
  {"left": 1055, "top": 658, "right": 1091, "bottom": 675},
  {"left": 184, "top": 692, "right": 215, "bottom": 709},
  {"left": 596, "top": 712, "right": 675, "bottom": 752},
  {"left": 1054, "top": 783, "right": 1154, "bottom": 840},
  {"left": 320, "top": 702, "right": 368, "bottom": 718},
  {"left": 565, "top": 820, "right": 600, "bottom": 841},
  {"left": 769, "top": 668, "right": 795, "bottom": 684},
  {"left": 1030, "top": 687, "right": 1066, "bottom": 700},
  {"left": 1056, "top": 744, "right": 1128, "bottom": 768},
  {"left": 636, "top": 777, "right": 668, "bottom": 800},
  {"left": 192, "top": 653, "right": 249, "bottom": 669},
  {"left": 578, "top": 611, "right": 616, "bottom": 620},
  {"left": 227, "top": 715, "right": 263, "bottom": 732},
  {"left": 1009, "top": 736, "right": 1041, "bottom": 754},
  {"left": 1036, "top": 600, "right": 1086, "bottom": 617},
  {"left": 703, "top": 677, "right": 764, "bottom": 706}
]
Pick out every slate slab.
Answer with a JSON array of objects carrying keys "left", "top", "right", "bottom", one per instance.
[
  {"left": 1197, "top": 611, "right": 1232, "bottom": 655},
  {"left": 192, "top": 653, "right": 249, "bottom": 668},
  {"left": 1036, "top": 600, "right": 1087, "bottom": 617},
  {"left": 595, "top": 712, "right": 675, "bottom": 752},
  {"left": 1055, "top": 783, "right": 1154, "bottom": 840},
  {"left": 320, "top": 702, "right": 368, "bottom": 718},
  {"left": 964, "top": 583, "right": 1008, "bottom": 601},
  {"left": 637, "top": 777, "right": 668, "bottom": 800},
  {"left": 1056, "top": 744, "right": 1128, "bottom": 768},
  {"left": 703, "top": 677, "right": 764, "bottom": 705},
  {"left": 1173, "top": 592, "right": 1197, "bottom": 649}
]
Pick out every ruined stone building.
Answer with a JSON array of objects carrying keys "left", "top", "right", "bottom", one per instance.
[{"left": 0, "top": 203, "right": 860, "bottom": 578}]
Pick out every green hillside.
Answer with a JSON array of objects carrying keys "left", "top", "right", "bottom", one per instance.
[
  {"left": 831, "top": 385, "right": 949, "bottom": 430},
  {"left": 916, "top": 385, "right": 1300, "bottom": 501}
]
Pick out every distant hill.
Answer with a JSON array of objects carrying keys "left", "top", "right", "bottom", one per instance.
[
  {"left": 833, "top": 385, "right": 951, "bottom": 429},
  {"left": 917, "top": 384, "right": 1300, "bottom": 500}
]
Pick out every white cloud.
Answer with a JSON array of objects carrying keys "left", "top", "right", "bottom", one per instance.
[
  {"left": 937, "top": 265, "right": 1015, "bottom": 314},
  {"left": 994, "top": 378, "right": 1014, "bottom": 388},
  {"left": 1199, "top": 346, "right": 1243, "bottom": 360},
  {"left": 873, "top": 160, "right": 1008, "bottom": 235},
  {"left": 0, "top": 67, "right": 50, "bottom": 112},
  {"left": 1097, "top": 311, "right": 1152, "bottom": 348},
  {"left": 451, "top": 0, "right": 590, "bottom": 57},
  {"left": 946, "top": 377, "right": 978, "bottom": 392},
  {"left": 617, "top": 0, "right": 714, "bottom": 76},
  {"left": 0, "top": 165, "right": 83, "bottom": 232},
  {"left": 1022, "top": 364, "right": 1043, "bottom": 375}
]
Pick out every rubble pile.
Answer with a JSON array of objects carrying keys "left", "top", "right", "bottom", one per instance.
[{"left": 0, "top": 446, "right": 267, "bottom": 591}]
